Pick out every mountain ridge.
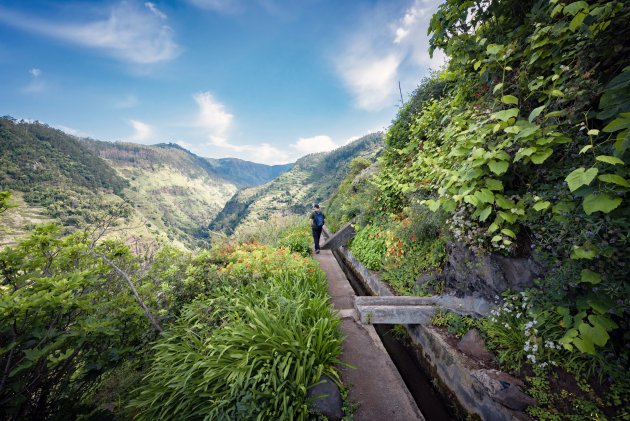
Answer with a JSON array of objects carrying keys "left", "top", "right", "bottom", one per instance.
[{"left": 209, "top": 132, "right": 384, "bottom": 234}]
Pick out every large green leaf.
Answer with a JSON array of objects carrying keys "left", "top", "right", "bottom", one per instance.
[
  {"left": 578, "top": 322, "right": 609, "bottom": 348},
  {"left": 583, "top": 193, "right": 622, "bottom": 215},
  {"left": 565, "top": 167, "right": 598, "bottom": 192},
  {"left": 603, "top": 117, "right": 630, "bottom": 133},
  {"left": 485, "top": 178, "right": 503, "bottom": 191},
  {"left": 528, "top": 105, "right": 545, "bottom": 122},
  {"left": 501, "top": 95, "right": 519, "bottom": 105},
  {"left": 474, "top": 188, "right": 495, "bottom": 204},
  {"left": 570, "top": 245, "right": 596, "bottom": 260},
  {"left": 532, "top": 201, "right": 551, "bottom": 211},
  {"left": 488, "top": 160, "right": 509, "bottom": 175},
  {"left": 530, "top": 148, "right": 553, "bottom": 164},
  {"left": 580, "top": 269, "right": 601, "bottom": 285},
  {"left": 595, "top": 155, "right": 625, "bottom": 166},
  {"left": 479, "top": 206, "right": 492, "bottom": 222},
  {"left": 569, "top": 11, "right": 587, "bottom": 31},
  {"left": 563, "top": 1, "right": 588, "bottom": 16},
  {"left": 598, "top": 174, "right": 630, "bottom": 187},
  {"left": 492, "top": 108, "right": 519, "bottom": 122}
]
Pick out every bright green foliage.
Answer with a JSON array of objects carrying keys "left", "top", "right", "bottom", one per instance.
[
  {"left": 0, "top": 118, "right": 128, "bottom": 194},
  {"left": 0, "top": 224, "right": 157, "bottom": 418},
  {"left": 0, "top": 191, "right": 13, "bottom": 214},
  {"left": 130, "top": 242, "right": 341, "bottom": 420},
  {"left": 349, "top": 225, "right": 387, "bottom": 271},
  {"left": 431, "top": 309, "right": 478, "bottom": 338},
  {"left": 373, "top": 0, "right": 628, "bottom": 358},
  {"left": 349, "top": 205, "right": 446, "bottom": 295},
  {"left": 325, "top": 157, "right": 377, "bottom": 231},
  {"left": 277, "top": 224, "right": 312, "bottom": 257}
]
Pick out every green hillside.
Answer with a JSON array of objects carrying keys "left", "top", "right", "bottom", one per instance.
[
  {"left": 209, "top": 132, "right": 383, "bottom": 234},
  {"left": 0, "top": 118, "right": 127, "bottom": 195},
  {"left": 85, "top": 139, "right": 239, "bottom": 246},
  {"left": 0, "top": 118, "right": 294, "bottom": 248}
]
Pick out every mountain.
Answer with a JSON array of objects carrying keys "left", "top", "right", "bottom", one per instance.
[
  {"left": 209, "top": 132, "right": 384, "bottom": 234},
  {"left": 0, "top": 118, "right": 294, "bottom": 248},
  {"left": 0, "top": 117, "right": 127, "bottom": 194},
  {"left": 204, "top": 157, "right": 293, "bottom": 188}
]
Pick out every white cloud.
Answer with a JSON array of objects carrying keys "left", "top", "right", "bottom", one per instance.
[
  {"left": 337, "top": 53, "right": 401, "bottom": 111},
  {"left": 128, "top": 119, "right": 154, "bottom": 142},
  {"left": 191, "top": 91, "right": 291, "bottom": 164},
  {"left": 23, "top": 67, "right": 46, "bottom": 93},
  {"left": 291, "top": 135, "right": 338, "bottom": 155},
  {"left": 195, "top": 91, "right": 233, "bottom": 145},
  {"left": 334, "top": 0, "right": 446, "bottom": 111},
  {"left": 0, "top": 3, "right": 180, "bottom": 64},
  {"left": 144, "top": 2, "right": 167, "bottom": 20},
  {"left": 55, "top": 125, "right": 88, "bottom": 137}
]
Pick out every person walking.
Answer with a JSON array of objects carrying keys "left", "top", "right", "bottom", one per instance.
[{"left": 309, "top": 204, "right": 325, "bottom": 254}]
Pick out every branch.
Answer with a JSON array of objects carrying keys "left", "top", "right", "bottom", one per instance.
[{"left": 90, "top": 249, "right": 163, "bottom": 333}]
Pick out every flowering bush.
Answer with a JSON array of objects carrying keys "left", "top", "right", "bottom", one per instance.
[
  {"left": 221, "top": 242, "right": 321, "bottom": 282},
  {"left": 350, "top": 207, "right": 446, "bottom": 295},
  {"left": 483, "top": 292, "right": 563, "bottom": 372}
]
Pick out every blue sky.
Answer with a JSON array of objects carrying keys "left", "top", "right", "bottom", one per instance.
[{"left": 0, "top": 0, "right": 445, "bottom": 164}]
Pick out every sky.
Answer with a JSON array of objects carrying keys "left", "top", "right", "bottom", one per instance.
[{"left": 0, "top": 0, "right": 445, "bottom": 164}]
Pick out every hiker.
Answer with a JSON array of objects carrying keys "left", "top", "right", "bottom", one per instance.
[{"left": 309, "top": 204, "right": 325, "bottom": 254}]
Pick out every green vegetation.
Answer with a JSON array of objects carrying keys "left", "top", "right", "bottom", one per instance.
[
  {"left": 0, "top": 222, "right": 159, "bottom": 418},
  {"left": 130, "top": 242, "right": 340, "bottom": 420},
  {"left": 0, "top": 200, "right": 341, "bottom": 419},
  {"left": 431, "top": 309, "right": 478, "bottom": 339},
  {"left": 330, "top": 0, "right": 630, "bottom": 417}
]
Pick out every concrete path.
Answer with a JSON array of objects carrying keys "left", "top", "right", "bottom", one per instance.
[{"left": 315, "top": 249, "right": 424, "bottom": 421}]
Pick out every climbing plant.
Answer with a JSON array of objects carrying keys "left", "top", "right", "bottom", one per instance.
[{"left": 363, "top": 0, "right": 630, "bottom": 415}]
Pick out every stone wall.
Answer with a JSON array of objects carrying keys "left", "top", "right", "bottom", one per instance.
[{"left": 437, "top": 241, "right": 545, "bottom": 301}]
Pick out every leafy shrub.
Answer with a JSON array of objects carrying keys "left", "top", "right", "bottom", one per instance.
[
  {"left": 0, "top": 224, "right": 157, "bottom": 418},
  {"left": 278, "top": 225, "right": 312, "bottom": 257},
  {"left": 349, "top": 224, "right": 387, "bottom": 270},
  {"left": 431, "top": 309, "right": 478, "bottom": 338},
  {"left": 482, "top": 292, "right": 565, "bottom": 373}
]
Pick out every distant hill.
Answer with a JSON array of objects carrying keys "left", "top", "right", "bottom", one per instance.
[
  {"left": 205, "top": 157, "right": 293, "bottom": 188},
  {"left": 0, "top": 117, "right": 294, "bottom": 248},
  {"left": 209, "top": 132, "right": 384, "bottom": 234},
  {"left": 0, "top": 118, "right": 127, "bottom": 194}
]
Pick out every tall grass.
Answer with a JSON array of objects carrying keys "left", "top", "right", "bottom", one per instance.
[{"left": 129, "top": 250, "right": 342, "bottom": 420}]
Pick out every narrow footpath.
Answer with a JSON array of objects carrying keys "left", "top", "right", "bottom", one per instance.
[{"left": 315, "top": 249, "right": 424, "bottom": 421}]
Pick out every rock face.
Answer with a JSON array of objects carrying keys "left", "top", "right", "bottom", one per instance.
[
  {"left": 471, "top": 369, "right": 536, "bottom": 412},
  {"left": 457, "top": 329, "right": 495, "bottom": 363},
  {"left": 306, "top": 375, "right": 344, "bottom": 420},
  {"left": 442, "top": 241, "right": 545, "bottom": 300}
]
